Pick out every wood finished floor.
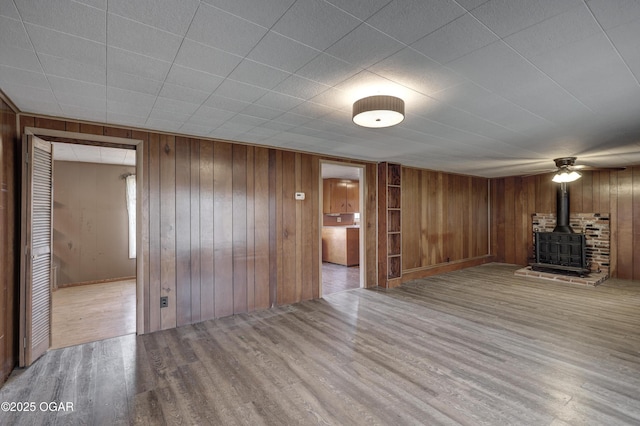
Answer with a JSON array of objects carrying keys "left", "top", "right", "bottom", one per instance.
[
  {"left": 2, "top": 264, "right": 640, "bottom": 425},
  {"left": 322, "top": 262, "right": 360, "bottom": 296},
  {"left": 51, "top": 279, "right": 136, "bottom": 349}
]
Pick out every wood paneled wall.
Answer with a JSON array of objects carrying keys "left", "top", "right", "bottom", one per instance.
[
  {"left": 0, "top": 96, "right": 18, "bottom": 384},
  {"left": 491, "top": 169, "right": 640, "bottom": 279},
  {"left": 19, "top": 116, "right": 377, "bottom": 334},
  {"left": 401, "top": 167, "right": 491, "bottom": 280}
]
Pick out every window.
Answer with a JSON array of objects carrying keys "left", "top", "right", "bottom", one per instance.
[{"left": 125, "top": 174, "right": 136, "bottom": 259}]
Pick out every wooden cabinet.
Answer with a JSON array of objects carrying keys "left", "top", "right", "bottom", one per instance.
[
  {"left": 323, "top": 179, "right": 359, "bottom": 213},
  {"left": 322, "top": 227, "right": 359, "bottom": 266}
]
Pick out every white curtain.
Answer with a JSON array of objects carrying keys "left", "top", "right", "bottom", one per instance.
[{"left": 125, "top": 174, "right": 136, "bottom": 259}]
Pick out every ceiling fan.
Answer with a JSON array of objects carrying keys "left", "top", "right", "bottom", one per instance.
[{"left": 523, "top": 157, "right": 626, "bottom": 181}]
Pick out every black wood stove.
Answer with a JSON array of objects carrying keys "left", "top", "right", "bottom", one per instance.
[{"left": 531, "top": 182, "right": 590, "bottom": 276}]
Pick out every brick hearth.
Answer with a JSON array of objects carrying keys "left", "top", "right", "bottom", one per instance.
[{"left": 515, "top": 212, "right": 610, "bottom": 286}]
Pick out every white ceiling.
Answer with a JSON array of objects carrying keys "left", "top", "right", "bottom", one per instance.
[
  {"left": 53, "top": 142, "right": 136, "bottom": 166},
  {"left": 2, "top": 0, "right": 640, "bottom": 177}
]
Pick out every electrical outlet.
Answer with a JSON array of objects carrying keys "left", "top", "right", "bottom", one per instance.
[
  {"left": 160, "top": 296, "right": 168, "bottom": 308},
  {"left": 337, "top": 217, "right": 341, "bottom": 222}
]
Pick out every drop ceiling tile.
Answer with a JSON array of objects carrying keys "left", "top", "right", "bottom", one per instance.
[
  {"left": 108, "top": 0, "right": 199, "bottom": 35},
  {"left": 107, "top": 100, "right": 152, "bottom": 118},
  {"left": 470, "top": 0, "right": 583, "bottom": 38},
  {"left": 255, "top": 91, "right": 305, "bottom": 111},
  {"left": 15, "top": 0, "right": 106, "bottom": 42},
  {"left": 296, "top": 53, "right": 360, "bottom": 86},
  {"left": 228, "top": 114, "right": 269, "bottom": 127},
  {"left": 528, "top": 33, "right": 635, "bottom": 110},
  {"left": 271, "top": 112, "right": 313, "bottom": 126},
  {"left": 273, "top": 75, "right": 330, "bottom": 100},
  {"left": 0, "top": 46, "right": 41, "bottom": 71},
  {"left": 75, "top": 0, "right": 105, "bottom": 10},
  {"left": 16, "top": 97, "right": 63, "bottom": 115},
  {"left": 410, "top": 13, "right": 498, "bottom": 64},
  {"left": 107, "top": 47, "right": 171, "bottom": 81},
  {"left": 164, "top": 65, "right": 224, "bottom": 93},
  {"left": 369, "top": 47, "right": 463, "bottom": 94},
  {"left": 0, "top": 15, "right": 33, "bottom": 49},
  {"left": 60, "top": 104, "right": 105, "bottom": 122},
  {"left": 0, "top": 65, "right": 48, "bottom": 89},
  {"left": 147, "top": 110, "right": 189, "bottom": 125},
  {"left": 446, "top": 41, "right": 546, "bottom": 95},
  {"left": 174, "top": 39, "right": 243, "bottom": 77},
  {"left": 367, "top": 0, "right": 465, "bottom": 45},
  {"left": 587, "top": 0, "right": 640, "bottom": 29},
  {"left": 504, "top": 83, "right": 593, "bottom": 124},
  {"left": 260, "top": 120, "right": 296, "bottom": 132},
  {"left": 185, "top": 116, "right": 229, "bottom": 130},
  {"left": 0, "top": 82, "right": 57, "bottom": 106},
  {"left": 178, "top": 123, "right": 215, "bottom": 137},
  {"left": 190, "top": 105, "right": 237, "bottom": 125},
  {"left": 56, "top": 92, "right": 105, "bottom": 110},
  {"left": 504, "top": 5, "right": 601, "bottom": 59},
  {"left": 242, "top": 126, "right": 282, "bottom": 140},
  {"left": 227, "top": 60, "right": 290, "bottom": 90},
  {"left": 326, "top": 24, "right": 404, "bottom": 69},
  {"left": 107, "top": 14, "right": 183, "bottom": 62},
  {"left": 247, "top": 31, "right": 319, "bottom": 73},
  {"left": 241, "top": 104, "right": 283, "bottom": 120},
  {"left": 158, "top": 82, "right": 210, "bottom": 104},
  {"left": 187, "top": 3, "right": 267, "bottom": 56},
  {"left": 432, "top": 82, "right": 553, "bottom": 133},
  {"left": 0, "top": 1, "right": 20, "bottom": 19},
  {"left": 421, "top": 104, "right": 526, "bottom": 141},
  {"left": 288, "top": 101, "right": 336, "bottom": 118},
  {"left": 216, "top": 120, "right": 255, "bottom": 133},
  {"left": 107, "top": 86, "right": 157, "bottom": 108},
  {"left": 40, "top": 53, "right": 105, "bottom": 84},
  {"left": 145, "top": 118, "right": 184, "bottom": 132},
  {"left": 271, "top": 0, "right": 360, "bottom": 51},
  {"left": 202, "top": 0, "right": 295, "bottom": 28},
  {"left": 26, "top": 23, "right": 105, "bottom": 67},
  {"left": 153, "top": 97, "right": 200, "bottom": 115},
  {"left": 107, "top": 70, "right": 163, "bottom": 96},
  {"left": 49, "top": 75, "right": 106, "bottom": 98},
  {"left": 308, "top": 87, "right": 348, "bottom": 110},
  {"left": 607, "top": 18, "right": 640, "bottom": 81},
  {"left": 213, "top": 79, "right": 269, "bottom": 103},
  {"left": 456, "top": 0, "right": 491, "bottom": 10},
  {"left": 204, "top": 94, "right": 251, "bottom": 112},
  {"left": 324, "top": 0, "right": 391, "bottom": 20}
]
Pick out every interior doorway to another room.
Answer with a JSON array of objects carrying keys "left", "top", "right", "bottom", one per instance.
[
  {"left": 320, "top": 162, "right": 364, "bottom": 296},
  {"left": 50, "top": 142, "right": 137, "bottom": 349}
]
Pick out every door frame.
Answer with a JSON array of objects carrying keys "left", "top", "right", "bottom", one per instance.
[
  {"left": 319, "top": 160, "right": 366, "bottom": 294},
  {"left": 22, "top": 127, "right": 145, "bottom": 338}
]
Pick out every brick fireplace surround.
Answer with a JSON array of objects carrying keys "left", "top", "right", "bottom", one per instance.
[{"left": 514, "top": 213, "right": 610, "bottom": 286}]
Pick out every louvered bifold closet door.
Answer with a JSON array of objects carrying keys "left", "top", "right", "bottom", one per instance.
[{"left": 20, "top": 136, "right": 53, "bottom": 367}]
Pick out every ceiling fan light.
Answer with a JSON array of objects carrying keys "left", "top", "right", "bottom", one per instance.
[
  {"left": 552, "top": 169, "right": 582, "bottom": 183},
  {"left": 353, "top": 95, "right": 404, "bottom": 128}
]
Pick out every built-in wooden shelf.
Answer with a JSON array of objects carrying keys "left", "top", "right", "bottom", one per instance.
[{"left": 378, "top": 162, "right": 402, "bottom": 287}]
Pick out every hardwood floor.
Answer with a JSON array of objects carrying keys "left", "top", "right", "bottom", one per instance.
[
  {"left": 51, "top": 279, "right": 136, "bottom": 349},
  {"left": 322, "top": 262, "right": 360, "bottom": 295},
  {"left": 1, "top": 264, "right": 639, "bottom": 425}
]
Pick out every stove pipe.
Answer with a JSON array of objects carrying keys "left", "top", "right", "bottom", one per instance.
[{"left": 553, "top": 182, "right": 573, "bottom": 233}]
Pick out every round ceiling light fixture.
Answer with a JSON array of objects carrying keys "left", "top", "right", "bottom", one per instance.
[{"left": 352, "top": 95, "right": 405, "bottom": 128}]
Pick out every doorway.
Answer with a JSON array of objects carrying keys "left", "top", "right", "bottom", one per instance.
[
  {"left": 20, "top": 129, "right": 143, "bottom": 366},
  {"left": 50, "top": 143, "right": 137, "bottom": 348},
  {"left": 320, "top": 162, "right": 364, "bottom": 296}
]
